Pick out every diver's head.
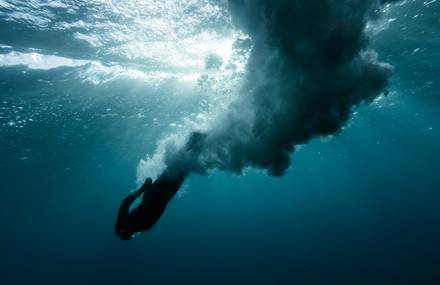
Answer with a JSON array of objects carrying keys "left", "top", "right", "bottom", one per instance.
[{"left": 116, "top": 228, "right": 133, "bottom": 241}]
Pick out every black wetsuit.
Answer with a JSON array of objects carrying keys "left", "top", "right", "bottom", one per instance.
[{"left": 115, "top": 172, "right": 185, "bottom": 239}]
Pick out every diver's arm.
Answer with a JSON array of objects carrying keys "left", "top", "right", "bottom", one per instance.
[
  {"left": 118, "top": 189, "right": 143, "bottom": 217},
  {"left": 118, "top": 178, "right": 153, "bottom": 215}
]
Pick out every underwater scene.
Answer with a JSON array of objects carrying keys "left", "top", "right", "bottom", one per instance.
[{"left": 1, "top": 0, "right": 439, "bottom": 284}]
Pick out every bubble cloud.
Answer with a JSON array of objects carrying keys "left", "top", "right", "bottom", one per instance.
[{"left": 139, "top": 0, "right": 400, "bottom": 181}]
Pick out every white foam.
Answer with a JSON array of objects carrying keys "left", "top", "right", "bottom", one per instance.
[{"left": 0, "top": 51, "right": 90, "bottom": 70}]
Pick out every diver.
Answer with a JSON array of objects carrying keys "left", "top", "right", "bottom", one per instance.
[
  {"left": 115, "top": 131, "right": 205, "bottom": 241},
  {"left": 115, "top": 171, "right": 185, "bottom": 241}
]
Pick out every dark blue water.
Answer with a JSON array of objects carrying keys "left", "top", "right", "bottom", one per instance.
[{"left": 1, "top": 1, "right": 439, "bottom": 284}]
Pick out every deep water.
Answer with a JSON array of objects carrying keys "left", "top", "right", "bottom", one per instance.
[{"left": 1, "top": 1, "right": 440, "bottom": 284}]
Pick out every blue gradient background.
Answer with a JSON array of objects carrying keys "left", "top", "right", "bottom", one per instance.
[{"left": 1, "top": 1, "right": 439, "bottom": 284}]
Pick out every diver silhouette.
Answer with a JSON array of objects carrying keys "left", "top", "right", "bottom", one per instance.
[
  {"left": 115, "top": 171, "right": 185, "bottom": 241},
  {"left": 115, "top": 131, "right": 204, "bottom": 240}
]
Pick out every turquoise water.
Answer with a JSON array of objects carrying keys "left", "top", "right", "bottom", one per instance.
[{"left": 1, "top": 1, "right": 440, "bottom": 284}]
